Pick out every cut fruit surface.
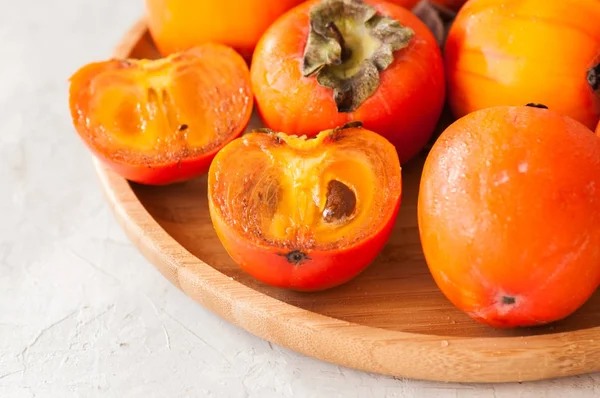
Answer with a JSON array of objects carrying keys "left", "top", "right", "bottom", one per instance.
[
  {"left": 208, "top": 124, "right": 402, "bottom": 291},
  {"left": 69, "top": 44, "right": 253, "bottom": 185}
]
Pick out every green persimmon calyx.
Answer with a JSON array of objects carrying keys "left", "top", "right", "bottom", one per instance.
[{"left": 302, "top": 0, "right": 415, "bottom": 113}]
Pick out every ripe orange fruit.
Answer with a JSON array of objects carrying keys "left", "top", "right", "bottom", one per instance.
[
  {"left": 444, "top": 0, "right": 600, "bottom": 130},
  {"left": 208, "top": 124, "right": 402, "bottom": 291},
  {"left": 145, "top": 0, "right": 305, "bottom": 59},
  {"left": 418, "top": 105, "right": 600, "bottom": 328},
  {"left": 250, "top": 0, "right": 446, "bottom": 164},
  {"left": 68, "top": 45, "right": 253, "bottom": 185}
]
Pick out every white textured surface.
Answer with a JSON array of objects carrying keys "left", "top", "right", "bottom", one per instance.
[{"left": 2, "top": 0, "right": 600, "bottom": 396}]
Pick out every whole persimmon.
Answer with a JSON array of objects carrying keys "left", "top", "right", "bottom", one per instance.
[
  {"left": 145, "top": 0, "right": 305, "bottom": 59},
  {"left": 69, "top": 45, "right": 253, "bottom": 185},
  {"left": 418, "top": 105, "right": 600, "bottom": 328},
  {"left": 251, "top": 0, "right": 446, "bottom": 164},
  {"left": 445, "top": 0, "right": 600, "bottom": 130},
  {"left": 208, "top": 123, "right": 402, "bottom": 292}
]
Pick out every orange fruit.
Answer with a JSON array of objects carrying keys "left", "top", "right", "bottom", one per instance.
[
  {"left": 68, "top": 45, "right": 253, "bottom": 185},
  {"left": 145, "top": 0, "right": 305, "bottom": 59},
  {"left": 444, "top": 0, "right": 600, "bottom": 130},
  {"left": 418, "top": 105, "right": 600, "bottom": 328}
]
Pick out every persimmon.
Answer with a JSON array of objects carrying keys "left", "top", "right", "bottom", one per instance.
[
  {"left": 251, "top": 0, "right": 446, "bottom": 164},
  {"left": 145, "top": 0, "right": 305, "bottom": 59},
  {"left": 418, "top": 105, "right": 600, "bottom": 328},
  {"left": 387, "top": 0, "right": 420, "bottom": 9},
  {"left": 445, "top": 0, "right": 600, "bottom": 130},
  {"left": 208, "top": 123, "right": 402, "bottom": 292},
  {"left": 596, "top": 120, "right": 600, "bottom": 136},
  {"left": 69, "top": 45, "right": 253, "bottom": 185}
]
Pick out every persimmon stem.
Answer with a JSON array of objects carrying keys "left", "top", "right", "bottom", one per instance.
[
  {"left": 525, "top": 103, "right": 548, "bottom": 109},
  {"left": 280, "top": 250, "right": 310, "bottom": 265},
  {"left": 301, "top": 0, "right": 414, "bottom": 113},
  {"left": 587, "top": 62, "right": 600, "bottom": 92}
]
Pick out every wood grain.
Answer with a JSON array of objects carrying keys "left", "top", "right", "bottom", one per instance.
[{"left": 94, "top": 18, "right": 600, "bottom": 383}]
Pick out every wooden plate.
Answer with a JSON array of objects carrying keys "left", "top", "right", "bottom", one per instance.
[{"left": 95, "top": 18, "right": 600, "bottom": 383}]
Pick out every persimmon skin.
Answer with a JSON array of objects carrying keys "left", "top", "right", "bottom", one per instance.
[
  {"left": 387, "top": 0, "right": 420, "bottom": 9},
  {"left": 90, "top": 150, "right": 214, "bottom": 186},
  {"left": 145, "top": 0, "right": 305, "bottom": 59},
  {"left": 69, "top": 45, "right": 253, "bottom": 185},
  {"left": 418, "top": 106, "right": 600, "bottom": 328},
  {"left": 208, "top": 127, "right": 402, "bottom": 292},
  {"left": 445, "top": 0, "right": 600, "bottom": 130},
  {"left": 250, "top": 0, "right": 446, "bottom": 164},
  {"left": 210, "top": 203, "right": 400, "bottom": 292}
]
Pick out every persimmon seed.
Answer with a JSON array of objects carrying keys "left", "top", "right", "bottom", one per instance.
[
  {"left": 502, "top": 296, "right": 516, "bottom": 305},
  {"left": 323, "top": 180, "right": 356, "bottom": 223}
]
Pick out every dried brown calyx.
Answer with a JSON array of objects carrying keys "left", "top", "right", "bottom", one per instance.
[
  {"left": 588, "top": 62, "right": 600, "bottom": 92},
  {"left": 302, "top": 0, "right": 414, "bottom": 112},
  {"left": 525, "top": 103, "right": 548, "bottom": 109}
]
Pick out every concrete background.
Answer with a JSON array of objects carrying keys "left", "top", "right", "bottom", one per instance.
[{"left": 1, "top": 0, "right": 598, "bottom": 396}]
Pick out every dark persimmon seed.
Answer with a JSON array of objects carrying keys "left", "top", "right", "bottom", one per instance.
[{"left": 323, "top": 180, "right": 356, "bottom": 223}]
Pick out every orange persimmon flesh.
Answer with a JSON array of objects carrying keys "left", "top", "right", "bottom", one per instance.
[
  {"left": 208, "top": 126, "right": 402, "bottom": 291},
  {"left": 69, "top": 44, "right": 253, "bottom": 185}
]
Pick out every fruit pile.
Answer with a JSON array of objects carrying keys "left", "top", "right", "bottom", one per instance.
[{"left": 68, "top": 0, "right": 600, "bottom": 328}]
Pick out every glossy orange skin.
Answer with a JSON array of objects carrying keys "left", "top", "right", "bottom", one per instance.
[
  {"left": 419, "top": 106, "right": 600, "bottom": 328},
  {"left": 445, "top": 0, "right": 600, "bottom": 130},
  {"left": 208, "top": 128, "right": 402, "bottom": 292},
  {"left": 69, "top": 45, "right": 253, "bottom": 185},
  {"left": 145, "top": 0, "right": 305, "bottom": 59},
  {"left": 211, "top": 207, "right": 399, "bottom": 291},
  {"left": 387, "top": 0, "right": 421, "bottom": 9},
  {"left": 251, "top": 0, "right": 446, "bottom": 164}
]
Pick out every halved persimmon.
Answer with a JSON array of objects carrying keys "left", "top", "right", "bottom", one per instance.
[
  {"left": 69, "top": 44, "right": 253, "bottom": 185},
  {"left": 208, "top": 124, "right": 402, "bottom": 292}
]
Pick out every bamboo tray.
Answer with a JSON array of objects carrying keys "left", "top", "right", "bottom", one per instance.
[{"left": 95, "top": 18, "right": 600, "bottom": 383}]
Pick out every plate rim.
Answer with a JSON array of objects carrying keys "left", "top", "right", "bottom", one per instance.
[{"left": 92, "top": 17, "right": 600, "bottom": 384}]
